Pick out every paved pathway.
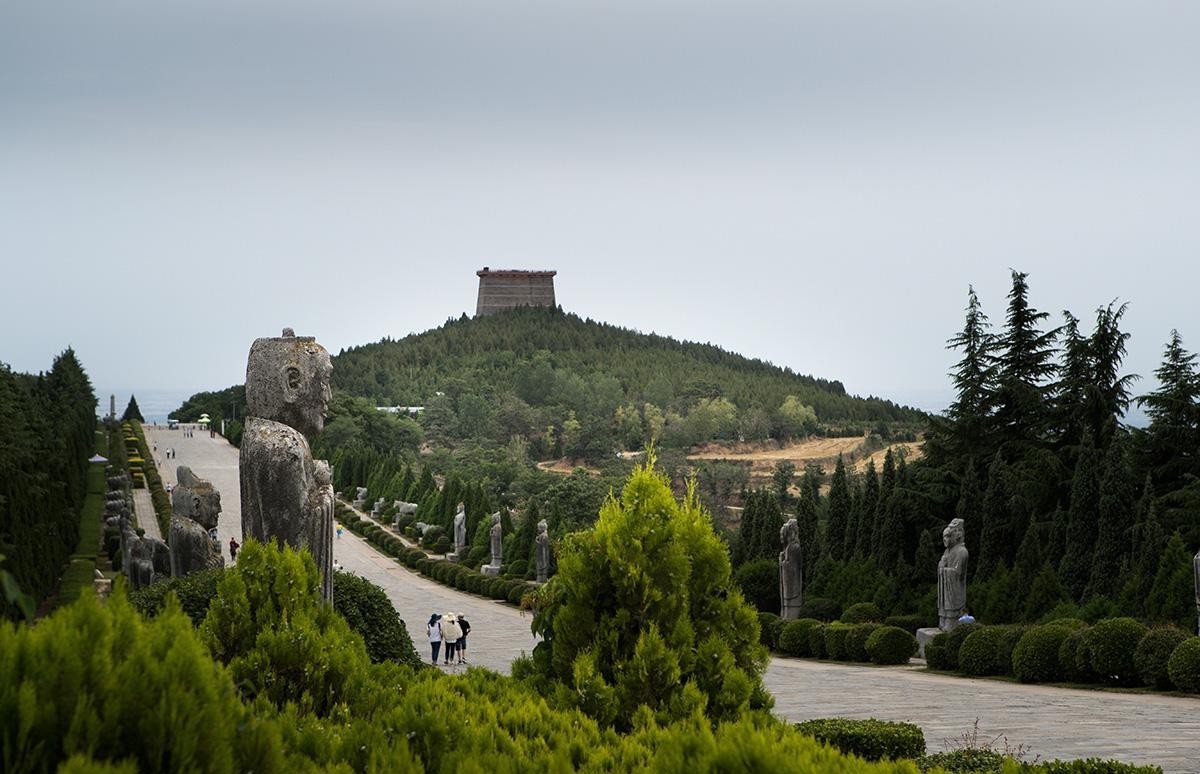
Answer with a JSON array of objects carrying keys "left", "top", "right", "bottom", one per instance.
[
  {"left": 142, "top": 423, "right": 1198, "bottom": 772},
  {"left": 131, "top": 488, "right": 162, "bottom": 541}
]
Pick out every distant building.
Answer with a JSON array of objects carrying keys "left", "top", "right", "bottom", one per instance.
[
  {"left": 475, "top": 267, "right": 557, "bottom": 316},
  {"left": 376, "top": 406, "right": 424, "bottom": 416}
]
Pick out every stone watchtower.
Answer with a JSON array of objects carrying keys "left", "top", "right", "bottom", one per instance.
[{"left": 475, "top": 268, "right": 557, "bottom": 316}]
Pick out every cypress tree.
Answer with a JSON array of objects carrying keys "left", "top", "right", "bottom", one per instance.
[
  {"left": 1145, "top": 532, "right": 1195, "bottom": 628},
  {"left": 912, "top": 528, "right": 939, "bottom": 586},
  {"left": 1120, "top": 476, "right": 1165, "bottom": 617},
  {"left": 1024, "top": 561, "right": 1069, "bottom": 622},
  {"left": 1085, "top": 440, "right": 1136, "bottom": 600},
  {"left": 1012, "top": 519, "right": 1044, "bottom": 606},
  {"left": 955, "top": 459, "right": 984, "bottom": 562},
  {"left": 854, "top": 460, "right": 880, "bottom": 558},
  {"left": 794, "top": 493, "right": 819, "bottom": 580},
  {"left": 1059, "top": 434, "right": 1102, "bottom": 600},
  {"left": 872, "top": 451, "right": 897, "bottom": 557},
  {"left": 977, "top": 455, "right": 1012, "bottom": 579},
  {"left": 1052, "top": 311, "right": 1091, "bottom": 449},
  {"left": 122, "top": 394, "right": 145, "bottom": 423},
  {"left": 1045, "top": 506, "right": 1068, "bottom": 569},
  {"left": 1085, "top": 302, "right": 1136, "bottom": 449},
  {"left": 826, "top": 455, "right": 852, "bottom": 559}
]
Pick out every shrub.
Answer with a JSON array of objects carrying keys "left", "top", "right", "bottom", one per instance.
[
  {"left": 865, "top": 626, "right": 917, "bottom": 665},
  {"left": 758, "top": 612, "right": 783, "bottom": 649},
  {"left": 331, "top": 571, "right": 423, "bottom": 668},
  {"left": 1034, "top": 760, "right": 1167, "bottom": 773},
  {"left": 809, "top": 624, "right": 828, "bottom": 659},
  {"left": 824, "top": 624, "right": 851, "bottom": 660},
  {"left": 841, "top": 602, "right": 883, "bottom": 624},
  {"left": 924, "top": 632, "right": 951, "bottom": 670},
  {"left": 918, "top": 748, "right": 1006, "bottom": 772},
  {"left": 507, "top": 585, "right": 525, "bottom": 604},
  {"left": 1088, "top": 617, "right": 1148, "bottom": 686},
  {"left": 778, "top": 618, "right": 821, "bottom": 657},
  {"left": 958, "top": 626, "right": 1008, "bottom": 676},
  {"left": 844, "top": 623, "right": 881, "bottom": 662},
  {"left": 128, "top": 567, "right": 224, "bottom": 626},
  {"left": 1134, "top": 628, "right": 1190, "bottom": 689},
  {"left": 798, "top": 597, "right": 842, "bottom": 622},
  {"left": 508, "top": 559, "right": 528, "bottom": 578},
  {"left": 1059, "top": 628, "right": 1097, "bottom": 683},
  {"left": 884, "top": 614, "right": 935, "bottom": 634},
  {"left": 1167, "top": 636, "right": 1200, "bottom": 692},
  {"left": 795, "top": 718, "right": 925, "bottom": 762},
  {"left": 1012, "top": 625, "right": 1073, "bottom": 683},
  {"left": 735, "top": 558, "right": 782, "bottom": 615},
  {"left": 995, "top": 625, "right": 1030, "bottom": 676},
  {"left": 1042, "top": 617, "right": 1088, "bottom": 631},
  {"left": 433, "top": 535, "right": 452, "bottom": 555},
  {"left": 942, "top": 622, "right": 981, "bottom": 671}
]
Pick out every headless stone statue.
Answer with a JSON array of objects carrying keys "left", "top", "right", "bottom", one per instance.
[
  {"left": 482, "top": 512, "right": 503, "bottom": 575},
  {"left": 779, "top": 517, "right": 803, "bottom": 619},
  {"left": 170, "top": 466, "right": 225, "bottom": 577},
  {"left": 1194, "top": 548, "right": 1199, "bottom": 635},
  {"left": 535, "top": 519, "right": 551, "bottom": 583},
  {"left": 937, "top": 518, "right": 969, "bottom": 630},
  {"left": 128, "top": 535, "right": 156, "bottom": 590},
  {"left": 240, "top": 328, "right": 335, "bottom": 601},
  {"left": 452, "top": 503, "right": 467, "bottom": 559}
]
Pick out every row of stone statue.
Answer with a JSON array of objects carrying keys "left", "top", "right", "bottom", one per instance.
[{"left": 446, "top": 502, "right": 551, "bottom": 583}]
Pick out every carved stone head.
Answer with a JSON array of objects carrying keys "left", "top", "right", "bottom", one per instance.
[
  {"left": 943, "top": 518, "right": 965, "bottom": 549},
  {"left": 537, "top": 519, "right": 548, "bottom": 536},
  {"left": 780, "top": 517, "right": 799, "bottom": 546},
  {"left": 491, "top": 512, "right": 502, "bottom": 527},
  {"left": 245, "top": 328, "right": 333, "bottom": 438}
]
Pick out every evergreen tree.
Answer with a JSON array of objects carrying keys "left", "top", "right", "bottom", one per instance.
[
  {"left": 873, "top": 493, "right": 905, "bottom": 572},
  {"left": 1012, "top": 519, "right": 1044, "bottom": 605},
  {"left": 854, "top": 461, "right": 880, "bottom": 558},
  {"left": 1085, "top": 302, "right": 1136, "bottom": 448},
  {"left": 826, "top": 455, "right": 852, "bottom": 560},
  {"left": 1052, "top": 311, "right": 1091, "bottom": 449},
  {"left": 1119, "top": 476, "right": 1165, "bottom": 617},
  {"left": 872, "top": 451, "right": 897, "bottom": 557},
  {"left": 944, "top": 285, "right": 997, "bottom": 458},
  {"left": 794, "top": 493, "right": 819, "bottom": 581},
  {"left": 122, "top": 394, "right": 145, "bottom": 423},
  {"left": 992, "top": 270, "right": 1058, "bottom": 447},
  {"left": 1144, "top": 532, "right": 1195, "bottom": 629},
  {"left": 1085, "top": 439, "right": 1136, "bottom": 600},
  {"left": 1024, "top": 561, "right": 1069, "bottom": 621},
  {"left": 977, "top": 455, "right": 1012, "bottom": 579},
  {"left": 1059, "top": 434, "right": 1102, "bottom": 600},
  {"left": 912, "top": 529, "right": 939, "bottom": 586},
  {"left": 955, "top": 459, "right": 984, "bottom": 562},
  {"left": 1136, "top": 330, "right": 1200, "bottom": 491},
  {"left": 771, "top": 460, "right": 794, "bottom": 506}
]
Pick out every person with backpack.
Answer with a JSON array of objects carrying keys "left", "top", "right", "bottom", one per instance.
[
  {"left": 439, "top": 613, "right": 463, "bottom": 665},
  {"left": 427, "top": 613, "right": 443, "bottom": 664},
  {"left": 229, "top": 537, "right": 240, "bottom": 561},
  {"left": 456, "top": 613, "right": 471, "bottom": 664}
]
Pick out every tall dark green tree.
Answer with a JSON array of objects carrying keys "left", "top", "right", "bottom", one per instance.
[
  {"left": 1084, "top": 302, "right": 1136, "bottom": 449},
  {"left": 854, "top": 460, "right": 880, "bottom": 558},
  {"left": 1118, "top": 476, "right": 1164, "bottom": 617},
  {"left": 826, "top": 455, "right": 852, "bottom": 560},
  {"left": 955, "top": 459, "right": 984, "bottom": 562},
  {"left": 1052, "top": 311, "right": 1092, "bottom": 450},
  {"left": 771, "top": 460, "right": 795, "bottom": 506},
  {"left": 977, "top": 455, "right": 1013, "bottom": 579},
  {"left": 943, "top": 285, "right": 997, "bottom": 458},
  {"left": 121, "top": 394, "right": 145, "bottom": 423},
  {"left": 1136, "top": 330, "right": 1200, "bottom": 491},
  {"left": 992, "top": 270, "right": 1058, "bottom": 447},
  {"left": 1059, "top": 434, "right": 1102, "bottom": 600},
  {"left": 1084, "top": 439, "right": 1136, "bottom": 600},
  {"left": 1144, "top": 532, "right": 1195, "bottom": 629}
]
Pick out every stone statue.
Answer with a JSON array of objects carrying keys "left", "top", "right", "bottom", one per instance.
[
  {"left": 128, "top": 535, "right": 156, "bottom": 590},
  {"left": 482, "top": 512, "right": 503, "bottom": 575},
  {"left": 535, "top": 519, "right": 551, "bottom": 583},
  {"left": 452, "top": 502, "right": 467, "bottom": 559},
  {"left": 779, "top": 517, "right": 803, "bottom": 619},
  {"left": 937, "top": 518, "right": 969, "bottom": 630},
  {"left": 170, "top": 466, "right": 225, "bottom": 577},
  {"left": 1194, "top": 548, "right": 1199, "bottom": 635},
  {"left": 240, "top": 328, "right": 335, "bottom": 601}
]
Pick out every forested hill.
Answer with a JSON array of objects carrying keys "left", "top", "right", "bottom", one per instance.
[{"left": 332, "top": 307, "right": 922, "bottom": 427}]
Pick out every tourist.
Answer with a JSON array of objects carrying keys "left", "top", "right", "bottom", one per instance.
[
  {"left": 957, "top": 609, "right": 976, "bottom": 625},
  {"left": 439, "top": 613, "right": 462, "bottom": 665},
  {"left": 456, "top": 613, "right": 470, "bottom": 664},
  {"left": 336, "top": 523, "right": 343, "bottom": 539},
  {"left": 229, "top": 537, "right": 240, "bottom": 561},
  {"left": 427, "top": 614, "right": 443, "bottom": 664}
]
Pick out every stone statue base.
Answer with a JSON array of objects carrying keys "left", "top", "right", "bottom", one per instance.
[
  {"left": 916, "top": 627, "right": 942, "bottom": 660},
  {"left": 481, "top": 564, "right": 500, "bottom": 576},
  {"left": 447, "top": 552, "right": 461, "bottom": 563}
]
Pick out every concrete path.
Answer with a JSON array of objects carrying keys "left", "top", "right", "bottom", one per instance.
[
  {"left": 131, "top": 488, "right": 162, "bottom": 541},
  {"left": 141, "top": 423, "right": 1198, "bottom": 771}
]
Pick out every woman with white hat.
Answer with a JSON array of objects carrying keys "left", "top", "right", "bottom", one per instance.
[{"left": 439, "top": 613, "right": 463, "bottom": 665}]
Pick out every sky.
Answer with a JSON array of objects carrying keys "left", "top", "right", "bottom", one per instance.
[{"left": 3, "top": 1, "right": 1199, "bottom": 420}]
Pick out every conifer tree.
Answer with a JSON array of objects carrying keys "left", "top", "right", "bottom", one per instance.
[
  {"left": 993, "top": 270, "right": 1058, "bottom": 446},
  {"left": 1145, "top": 532, "right": 1195, "bottom": 628},
  {"left": 1136, "top": 330, "right": 1200, "bottom": 490},
  {"left": 977, "top": 455, "right": 1012, "bottom": 579},
  {"left": 1085, "top": 302, "right": 1136, "bottom": 448},
  {"left": 1045, "top": 506, "right": 1068, "bottom": 569},
  {"left": 872, "top": 450, "right": 897, "bottom": 557},
  {"left": 826, "top": 455, "right": 852, "bottom": 560},
  {"left": 1053, "top": 311, "right": 1092, "bottom": 449},
  {"left": 1024, "top": 561, "right": 1069, "bottom": 622},
  {"left": 1012, "top": 520, "right": 1044, "bottom": 605},
  {"left": 794, "top": 493, "right": 819, "bottom": 580},
  {"left": 1059, "top": 434, "right": 1102, "bottom": 600},
  {"left": 854, "top": 461, "right": 880, "bottom": 558},
  {"left": 1085, "top": 439, "right": 1136, "bottom": 600},
  {"left": 122, "top": 394, "right": 145, "bottom": 423},
  {"left": 771, "top": 460, "right": 795, "bottom": 506},
  {"left": 945, "top": 285, "right": 997, "bottom": 458},
  {"left": 912, "top": 529, "right": 939, "bottom": 586},
  {"left": 1120, "top": 476, "right": 1165, "bottom": 617},
  {"left": 955, "top": 459, "right": 984, "bottom": 562}
]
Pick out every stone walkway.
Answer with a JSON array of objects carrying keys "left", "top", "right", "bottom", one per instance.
[
  {"left": 142, "top": 423, "right": 1199, "bottom": 772},
  {"left": 131, "top": 488, "right": 162, "bottom": 541}
]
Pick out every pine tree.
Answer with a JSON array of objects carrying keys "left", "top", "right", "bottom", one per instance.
[
  {"left": 1085, "top": 302, "right": 1136, "bottom": 448},
  {"left": 872, "top": 451, "right": 897, "bottom": 557},
  {"left": 1085, "top": 439, "right": 1136, "bottom": 600},
  {"left": 945, "top": 285, "right": 997, "bottom": 458},
  {"left": 1012, "top": 519, "right": 1044, "bottom": 605},
  {"left": 1119, "top": 476, "right": 1165, "bottom": 617},
  {"left": 122, "top": 394, "right": 145, "bottom": 423},
  {"left": 955, "top": 459, "right": 984, "bottom": 562},
  {"left": 1024, "top": 561, "right": 1068, "bottom": 622},
  {"left": 1053, "top": 311, "right": 1091, "bottom": 449},
  {"left": 993, "top": 270, "right": 1058, "bottom": 447},
  {"left": 826, "top": 455, "right": 852, "bottom": 559},
  {"left": 1145, "top": 532, "right": 1195, "bottom": 629},
  {"left": 1136, "top": 330, "right": 1200, "bottom": 490},
  {"left": 854, "top": 460, "right": 880, "bottom": 558},
  {"left": 1059, "top": 434, "right": 1102, "bottom": 600}
]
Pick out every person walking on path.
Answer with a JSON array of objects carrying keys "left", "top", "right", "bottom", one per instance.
[
  {"left": 229, "top": 537, "right": 240, "bottom": 561},
  {"left": 427, "top": 614, "right": 443, "bottom": 664},
  {"left": 456, "top": 613, "right": 471, "bottom": 664},
  {"left": 439, "top": 613, "right": 463, "bottom": 665}
]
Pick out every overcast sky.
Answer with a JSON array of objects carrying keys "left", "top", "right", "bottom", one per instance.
[{"left": 3, "top": 1, "right": 1198, "bottom": 418}]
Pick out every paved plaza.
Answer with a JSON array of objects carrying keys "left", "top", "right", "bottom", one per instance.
[{"left": 145, "top": 424, "right": 1200, "bottom": 772}]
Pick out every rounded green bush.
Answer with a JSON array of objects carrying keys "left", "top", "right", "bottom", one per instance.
[
  {"left": 924, "top": 632, "right": 951, "bottom": 670},
  {"left": 1059, "top": 628, "right": 1097, "bottom": 683},
  {"left": 757, "top": 612, "right": 783, "bottom": 649},
  {"left": 778, "top": 618, "right": 821, "bottom": 657},
  {"left": 1088, "top": 617, "right": 1148, "bottom": 686},
  {"left": 958, "top": 626, "right": 1008, "bottom": 676},
  {"left": 507, "top": 585, "right": 525, "bottom": 604},
  {"left": 795, "top": 718, "right": 925, "bottom": 762},
  {"left": 840, "top": 602, "right": 883, "bottom": 624},
  {"left": 942, "top": 622, "right": 981, "bottom": 671},
  {"left": 994, "top": 625, "right": 1030, "bottom": 676},
  {"left": 808, "top": 624, "right": 828, "bottom": 659},
  {"left": 1012, "top": 624, "right": 1073, "bottom": 683},
  {"left": 824, "top": 624, "right": 851, "bottom": 660},
  {"left": 884, "top": 614, "right": 934, "bottom": 634},
  {"left": 797, "top": 597, "right": 842, "bottom": 622},
  {"left": 1167, "top": 636, "right": 1200, "bottom": 692},
  {"left": 865, "top": 626, "right": 917, "bottom": 665},
  {"left": 844, "top": 623, "right": 881, "bottom": 662},
  {"left": 1134, "top": 628, "right": 1191, "bottom": 689},
  {"left": 735, "top": 558, "right": 781, "bottom": 615},
  {"left": 918, "top": 749, "right": 1006, "bottom": 772}
]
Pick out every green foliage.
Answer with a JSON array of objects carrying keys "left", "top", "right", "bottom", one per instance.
[
  {"left": 1058, "top": 628, "right": 1097, "bottom": 683},
  {"left": 1133, "top": 628, "right": 1190, "bottom": 689},
  {"left": 121, "top": 394, "right": 144, "bottom": 423},
  {"left": 56, "top": 462, "right": 106, "bottom": 607},
  {"left": 884, "top": 614, "right": 935, "bottom": 634},
  {"left": 1012, "top": 625, "right": 1073, "bottom": 683},
  {"left": 918, "top": 748, "right": 1006, "bottom": 772},
  {"left": 1087, "top": 617, "right": 1148, "bottom": 686},
  {"left": 841, "top": 602, "right": 883, "bottom": 624},
  {"left": 798, "top": 597, "right": 842, "bottom": 622},
  {"left": 1144, "top": 533, "right": 1196, "bottom": 630},
  {"left": 1166, "top": 636, "right": 1200, "bottom": 692},
  {"left": 128, "top": 567, "right": 224, "bottom": 626},
  {"left": 865, "top": 626, "right": 917, "bottom": 665},
  {"left": 530, "top": 459, "right": 770, "bottom": 729},
  {"left": 941, "top": 622, "right": 982, "bottom": 671},
  {"left": 795, "top": 718, "right": 925, "bottom": 762},
  {"left": 778, "top": 618, "right": 822, "bottom": 657},
  {"left": 331, "top": 571, "right": 423, "bottom": 668},
  {"left": 924, "top": 632, "right": 951, "bottom": 670},
  {"left": 824, "top": 624, "right": 851, "bottom": 661},
  {"left": 844, "top": 623, "right": 882, "bottom": 662},
  {"left": 958, "top": 626, "right": 1009, "bottom": 676},
  {"left": 735, "top": 558, "right": 780, "bottom": 614},
  {"left": 757, "top": 612, "right": 783, "bottom": 649}
]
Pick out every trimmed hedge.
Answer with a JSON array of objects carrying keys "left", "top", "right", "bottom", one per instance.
[
  {"left": 958, "top": 626, "right": 1008, "bottom": 676},
  {"left": 795, "top": 718, "right": 925, "bottom": 762},
  {"left": 925, "top": 632, "right": 951, "bottom": 670},
  {"left": 1059, "top": 628, "right": 1097, "bottom": 683},
  {"left": 941, "top": 622, "right": 981, "bottom": 671},
  {"left": 1167, "top": 636, "right": 1200, "bottom": 692},
  {"left": 824, "top": 624, "right": 851, "bottom": 660},
  {"left": 844, "top": 623, "right": 881, "bottom": 662},
  {"left": 865, "top": 626, "right": 917, "bottom": 665},
  {"left": 809, "top": 624, "right": 828, "bottom": 659},
  {"left": 1088, "top": 618, "right": 1147, "bottom": 686},
  {"left": 779, "top": 618, "right": 822, "bottom": 657},
  {"left": 758, "top": 612, "right": 783, "bottom": 649},
  {"left": 1012, "top": 625, "right": 1073, "bottom": 683},
  {"left": 798, "top": 597, "right": 842, "bottom": 622},
  {"left": 1133, "top": 628, "right": 1190, "bottom": 690},
  {"left": 841, "top": 603, "right": 883, "bottom": 624}
]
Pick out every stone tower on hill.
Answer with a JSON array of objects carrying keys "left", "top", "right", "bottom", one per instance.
[{"left": 475, "top": 267, "right": 557, "bottom": 316}]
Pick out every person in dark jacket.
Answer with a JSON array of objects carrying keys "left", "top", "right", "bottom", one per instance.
[{"left": 456, "top": 613, "right": 471, "bottom": 664}]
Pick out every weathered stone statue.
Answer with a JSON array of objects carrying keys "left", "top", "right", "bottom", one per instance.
[
  {"left": 128, "top": 535, "right": 156, "bottom": 590},
  {"left": 482, "top": 512, "right": 503, "bottom": 575},
  {"left": 779, "top": 517, "right": 803, "bottom": 619},
  {"left": 240, "top": 328, "right": 335, "bottom": 601},
  {"left": 937, "top": 518, "right": 969, "bottom": 631},
  {"left": 170, "top": 466, "right": 225, "bottom": 577},
  {"left": 1194, "top": 548, "right": 1199, "bottom": 635},
  {"left": 535, "top": 519, "right": 551, "bottom": 583},
  {"left": 451, "top": 502, "right": 467, "bottom": 560}
]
